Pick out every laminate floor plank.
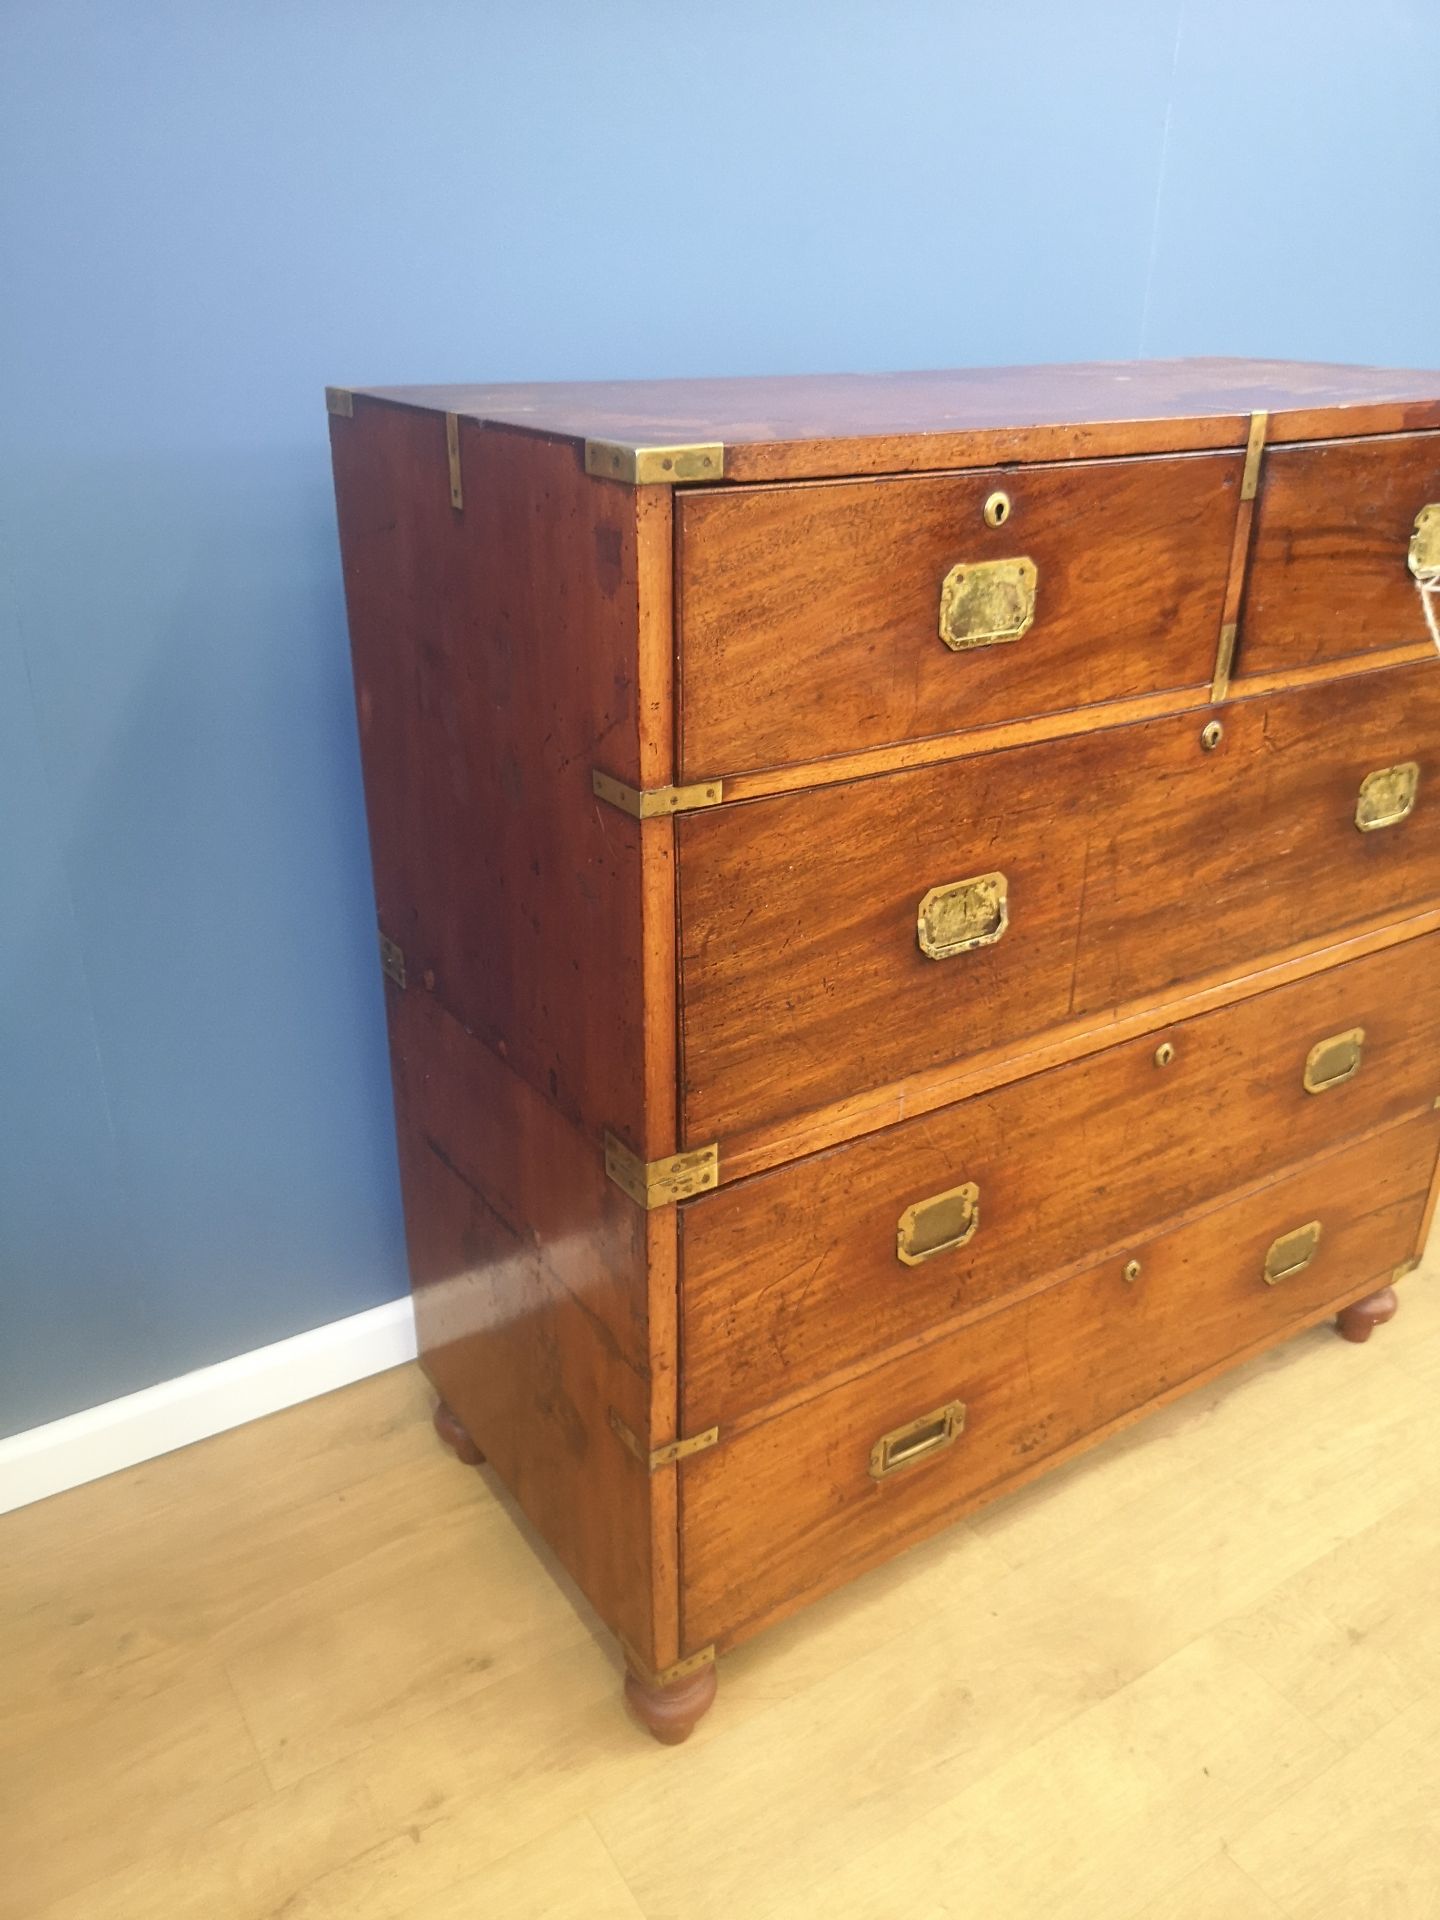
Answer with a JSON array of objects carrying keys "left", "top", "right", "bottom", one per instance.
[{"left": 3, "top": 1264, "right": 1436, "bottom": 1920}]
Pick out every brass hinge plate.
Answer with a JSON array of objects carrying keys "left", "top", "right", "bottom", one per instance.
[
  {"left": 619, "top": 1637, "right": 717, "bottom": 1689},
  {"left": 379, "top": 933, "right": 407, "bottom": 988},
  {"left": 609, "top": 1409, "right": 720, "bottom": 1471},
  {"left": 592, "top": 769, "right": 723, "bottom": 818},
  {"left": 584, "top": 440, "right": 724, "bottom": 486},
  {"left": 604, "top": 1131, "right": 718, "bottom": 1208},
  {"left": 325, "top": 386, "right": 354, "bottom": 418}
]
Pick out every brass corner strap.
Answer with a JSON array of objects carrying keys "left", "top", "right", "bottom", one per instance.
[
  {"left": 604, "top": 1132, "right": 719, "bottom": 1209},
  {"left": 584, "top": 441, "right": 724, "bottom": 486},
  {"left": 379, "top": 933, "right": 407, "bottom": 988},
  {"left": 445, "top": 413, "right": 464, "bottom": 511},
  {"left": 1394, "top": 1256, "right": 1421, "bottom": 1283},
  {"left": 1210, "top": 408, "right": 1269, "bottom": 705},
  {"left": 608, "top": 1409, "right": 720, "bottom": 1471},
  {"left": 325, "top": 386, "right": 354, "bottom": 418},
  {"left": 592, "top": 769, "right": 723, "bottom": 818},
  {"left": 619, "top": 1637, "right": 716, "bottom": 1690}
]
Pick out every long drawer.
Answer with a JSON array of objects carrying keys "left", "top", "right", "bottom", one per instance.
[
  {"left": 679, "top": 930, "right": 1440, "bottom": 1431},
  {"left": 676, "top": 451, "right": 1242, "bottom": 775},
  {"left": 678, "top": 660, "right": 1440, "bottom": 1144},
  {"left": 680, "top": 1115, "right": 1438, "bottom": 1652}
]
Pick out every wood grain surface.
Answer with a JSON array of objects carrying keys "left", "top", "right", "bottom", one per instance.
[
  {"left": 1240, "top": 430, "right": 1440, "bottom": 677},
  {"left": 679, "top": 931, "right": 1440, "bottom": 1429},
  {"left": 677, "top": 452, "right": 1241, "bottom": 775},
  {"left": 678, "top": 660, "right": 1440, "bottom": 1144}
]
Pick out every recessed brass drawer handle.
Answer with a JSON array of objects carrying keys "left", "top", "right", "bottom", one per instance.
[
  {"left": 1355, "top": 762, "right": 1419, "bottom": 832},
  {"left": 1409, "top": 504, "right": 1440, "bottom": 576},
  {"left": 938, "top": 556, "right": 1037, "bottom": 651},
  {"left": 917, "top": 871, "right": 1008, "bottom": 960},
  {"left": 869, "top": 1400, "right": 967, "bottom": 1480},
  {"left": 1264, "top": 1220, "right": 1322, "bottom": 1286},
  {"left": 1304, "top": 1026, "right": 1365, "bottom": 1094},
  {"left": 897, "top": 1182, "right": 980, "bottom": 1266}
]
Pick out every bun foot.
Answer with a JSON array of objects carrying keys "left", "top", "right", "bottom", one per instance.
[
  {"left": 1336, "top": 1285, "right": 1400, "bottom": 1345},
  {"left": 432, "top": 1399, "right": 484, "bottom": 1465},
  {"left": 624, "top": 1661, "right": 717, "bottom": 1745}
]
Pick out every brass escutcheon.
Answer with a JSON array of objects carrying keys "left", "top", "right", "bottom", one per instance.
[
  {"left": 1200, "top": 719, "right": 1224, "bottom": 751},
  {"left": 983, "top": 490, "right": 1012, "bottom": 528}
]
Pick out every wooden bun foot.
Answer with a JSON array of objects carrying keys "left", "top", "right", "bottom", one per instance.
[
  {"left": 624, "top": 1662, "right": 717, "bottom": 1745},
  {"left": 433, "top": 1399, "right": 484, "bottom": 1465},
  {"left": 1336, "top": 1285, "right": 1400, "bottom": 1345}
]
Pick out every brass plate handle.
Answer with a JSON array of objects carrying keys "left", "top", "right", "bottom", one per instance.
[
  {"left": 1355, "top": 762, "right": 1419, "bottom": 832},
  {"left": 938, "top": 556, "right": 1037, "bottom": 651},
  {"left": 917, "top": 871, "right": 1008, "bottom": 960},
  {"left": 897, "top": 1182, "right": 980, "bottom": 1266},
  {"left": 1304, "top": 1026, "right": 1365, "bottom": 1094},
  {"left": 1264, "top": 1220, "right": 1322, "bottom": 1286},
  {"left": 1409, "top": 504, "right": 1440, "bottom": 576},
  {"left": 869, "top": 1400, "right": 966, "bottom": 1480}
]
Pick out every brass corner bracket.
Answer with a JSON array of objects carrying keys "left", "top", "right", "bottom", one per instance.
[
  {"left": 619, "top": 1637, "right": 717, "bottom": 1690},
  {"left": 604, "top": 1132, "right": 719, "bottom": 1209},
  {"left": 583, "top": 440, "right": 724, "bottom": 486},
  {"left": 325, "top": 386, "right": 355, "bottom": 418},
  {"left": 379, "top": 933, "right": 407, "bottom": 988},
  {"left": 608, "top": 1409, "right": 720, "bottom": 1471},
  {"left": 591, "top": 769, "right": 723, "bottom": 818},
  {"left": 1393, "top": 1256, "right": 1421, "bottom": 1283}
]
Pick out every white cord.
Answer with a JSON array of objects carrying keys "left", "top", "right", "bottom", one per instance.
[{"left": 1416, "top": 566, "right": 1440, "bottom": 654}]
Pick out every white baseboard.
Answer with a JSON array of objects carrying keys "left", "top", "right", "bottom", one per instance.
[{"left": 0, "top": 1296, "right": 418, "bottom": 1516}]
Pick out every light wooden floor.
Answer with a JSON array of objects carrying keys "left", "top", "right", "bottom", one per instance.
[{"left": 5, "top": 1266, "right": 1440, "bottom": 1920}]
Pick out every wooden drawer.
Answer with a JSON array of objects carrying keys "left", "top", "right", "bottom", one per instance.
[
  {"left": 1240, "top": 432, "right": 1440, "bottom": 679},
  {"left": 676, "top": 452, "right": 1242, "bottom": 777},
  {"left": 679, "top": 659, "right": 1440, "bottom": 1144},
  {"left": 680, "top": 1114, "right": 1438, "bottom": 1652},
  {"left": 681, "top": 931, "right": 1440, "bottom": 1431}
]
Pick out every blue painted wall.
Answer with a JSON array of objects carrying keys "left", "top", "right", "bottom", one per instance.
[{"left": 2, "top": 1, "right": 1437, "bottom": 1435}]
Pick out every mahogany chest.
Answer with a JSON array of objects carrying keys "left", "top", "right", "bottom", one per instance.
[{"left": 328, "top": 360, "right": 1440, "bottom": 1743}]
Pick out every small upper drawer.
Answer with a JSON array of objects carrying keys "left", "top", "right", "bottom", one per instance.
[
  {"left": 675, "top": 452, "right": 1242, "bottom": 777},
  {"left": 680, "top": 930, "right": 1440, "bottom": 1432},
  {"left": 1239, "top": 432, "right": 1440, "bottom": 679}
]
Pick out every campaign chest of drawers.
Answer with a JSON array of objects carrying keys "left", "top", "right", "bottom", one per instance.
[{"left": 328, "top": 360, "right": 1440, "bottom": 1743}]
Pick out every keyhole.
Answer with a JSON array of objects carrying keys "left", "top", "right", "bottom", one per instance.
[{"left": 984, "top": 491, "right": 1011, "bottom": 528}]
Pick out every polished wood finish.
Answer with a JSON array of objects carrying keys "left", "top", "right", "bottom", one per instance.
[
  {"left": 682, "top": 1117, "right": 1437, "bottom": 1651},
  {"left": 433, "top": 1399, "right": 484, "bottom": 1466},
  {"left": 677, "top": 452, "right": 1241, "bottom": 775},
  {"left": 681, "top": 933, "right": 1440, "bottom": 1430},
  {"left": 679, "top": 660, "right": 1440, "bottom": 1144},
  {"left": 355, "top": 357, "right": 1440, "bottom": 483},
  {"left": 1241, "top": 432, "right": 1440, "bottom": 678},
  {"left": 622, "top": 1664, "right": 718, "bottom": 1746},
  {"left": 330, "top": 360, "right": 1440, "bottom": 1736},
  {"left": 1336, "top": 1284, "right": 1401, "bottom": 1344}
]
